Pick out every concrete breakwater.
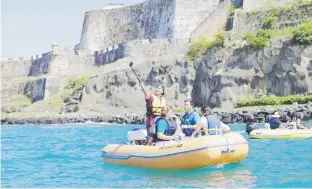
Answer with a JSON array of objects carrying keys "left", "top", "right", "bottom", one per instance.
[{"left": 1, "top": 103, "right": 311, "bottom": 125}]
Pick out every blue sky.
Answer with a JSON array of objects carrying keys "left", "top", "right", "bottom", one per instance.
[{"left": 1, "top": 0, "right": 144, "bottom": 58}]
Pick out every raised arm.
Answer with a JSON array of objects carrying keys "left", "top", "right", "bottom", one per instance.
[{"left": 139, "top": 81, "right": 151, "bottom": 100}]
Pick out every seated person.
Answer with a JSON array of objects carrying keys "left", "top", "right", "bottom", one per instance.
[
  {"left": 154, "top": 107, "right": 179, "bottom": 142},
  {"left": 169, "top": 114, "right": 186, "bottom": 138},
  {"left": 180, "top": 99, "right": 201, "bottom": 136},
  {"left": 269, "top": 112, "right": 282, "bottom": 129},
  {"left": 296, "top": 113, "right": 305, "bottom": 129},
  {"left": 191, "top": 105, "right": 231, "bottom": 137}
]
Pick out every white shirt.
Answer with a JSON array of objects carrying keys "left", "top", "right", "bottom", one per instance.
[{"left": 200, "top": 117, "right": 230, "bottom": 132}]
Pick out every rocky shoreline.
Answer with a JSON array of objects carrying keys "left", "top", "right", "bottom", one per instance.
[
  {"left": 0, "top": 114, "right": 146, "bottom": 126},
  {"left": 1, "top": 103, "right": 312, "bottom": 125}
]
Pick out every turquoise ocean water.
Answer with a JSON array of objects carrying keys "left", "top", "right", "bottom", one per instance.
[{"left": 1, "top": 121, "right": 312, "bottom": 188}]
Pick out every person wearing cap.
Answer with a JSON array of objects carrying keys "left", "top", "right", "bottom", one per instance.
[
  {"left": 139, "top": 83, "right": 167, "bottom": 141},
  {"left": 269, "top": 111, "right": 282, "bottom": 129}
]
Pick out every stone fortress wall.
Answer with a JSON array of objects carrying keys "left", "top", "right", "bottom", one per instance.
[{"left": 78, "top": 0, "right": 220, "bottom": 52}]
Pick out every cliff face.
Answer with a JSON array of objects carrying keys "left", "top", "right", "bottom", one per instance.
[
  {"left": 192, "top": 42, "right": 312, "bottom": 109},
  {"left": 80, "top": 55, "right": 196, "bottom": 114},
  {"left": 76, "top": 43, "right": 312, "bottom": 114}
]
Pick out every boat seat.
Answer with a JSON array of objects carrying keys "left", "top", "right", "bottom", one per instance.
[{"left": 127, "top": 128, "right": 147, "bottom": 142}]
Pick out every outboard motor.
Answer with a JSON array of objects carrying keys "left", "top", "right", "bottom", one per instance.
[
  {"left": 246, "top": 122, "right": 259, "bottom": 135},
  {"left": 127, "top": 128, "right": 148, "bottom": 145}
]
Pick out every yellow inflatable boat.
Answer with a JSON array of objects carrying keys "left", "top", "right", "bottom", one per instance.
[{"left": 101, "top": 130, "right": 248, "bottom": 170}]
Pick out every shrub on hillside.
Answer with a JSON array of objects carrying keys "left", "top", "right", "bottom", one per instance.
[
  {"left": 293, "top": 21, "right": 312, "bottom": 44},
  {"left": 257, "top": 29, "right": 275, "bottom": 38},
  {"left": 65, "top": 75, "right": 89, "bottom": 95},
  {"left": 185, "top": 32, "right": 224, "bottom": 61},
  {"left": 244, "top": 29, "right": 279, "bottom": 48},
  {"left": 244, "top": 34, "right": 270, "bottom": 48},
  {"left": 235, "top": 95, "right": 312, "bottom": 107},
  {"left": 261, "top": 9, "right": 279, "bottom": 29}
]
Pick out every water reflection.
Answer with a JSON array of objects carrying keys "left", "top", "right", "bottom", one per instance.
[{"left": 111, "top": 163, "right": 257, "bottom": 188}]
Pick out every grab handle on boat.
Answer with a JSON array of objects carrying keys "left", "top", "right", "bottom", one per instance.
[{"left": 221, "top": 134, "right": 235, "bottom": 154}]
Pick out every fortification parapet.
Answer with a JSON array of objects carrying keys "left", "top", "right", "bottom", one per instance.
[
  {"left": 19, "top": 56, "right": 31, "bottom": 61},
  {"left": 93, "top": 38, "right": 189, "bottom": 66},
  {"left": 1, "top": 56, "right": 33, "bottom": 65},
  {"left": 1, "top": 58, "right": 9, "bottom": 62},
  {"left": 102, "top": 3, "right": 125, "bottom": 10},
  {"left": 1, "top": 56, "right": 33, "bottom": 78},
  {"left": 107, "top": 45, "right": 113, "bottom": 51},
  {"left": 243, "top": 0, "right": 301, "bottom": 11}
]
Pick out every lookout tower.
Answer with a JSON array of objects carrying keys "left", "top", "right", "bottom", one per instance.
[{"left": 51, "top": 42, "right": 59, "bottom": 54}]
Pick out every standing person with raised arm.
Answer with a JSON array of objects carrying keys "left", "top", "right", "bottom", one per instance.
[{"left": 129, "top": 62, "right": 167, "bottom": 143}]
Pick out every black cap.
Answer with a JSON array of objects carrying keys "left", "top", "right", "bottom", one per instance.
[{"left": 156, "top": 85, "right": 165, "bottom": 96}]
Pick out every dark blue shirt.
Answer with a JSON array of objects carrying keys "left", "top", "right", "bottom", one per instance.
[{"left": 269, "top": 117, "right": 282, "bottom": 127}]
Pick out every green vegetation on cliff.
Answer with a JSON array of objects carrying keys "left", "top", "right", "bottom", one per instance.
[
  {"left": 293, "top": 21, "right": 312, "bottom": 44},
  {"left": 64, "top": 75, "right": 89, "bottom": 96},
  {"left": 244, "top": 21, "right": 312, "bottom": 48},
  {"left": 2, "top": 95, "right": 32, "bottom": 109},
  {"left": 44, "top": 95, "right": 65, "bottom": 109},
  {"left": 242, "top": 1, "right": 312, "bottom": 48},
  {"left": 236, "top": 95, "right": 312, "bottom": 107},
  {"left": 261, "top": 9, "right": 279, "bottom": 29},
  {"left": 244, "top": 32, "right": 271, "bottom": 48},
  {"left": 185, "top": 32, "right": 224, "bottom": 61}
]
